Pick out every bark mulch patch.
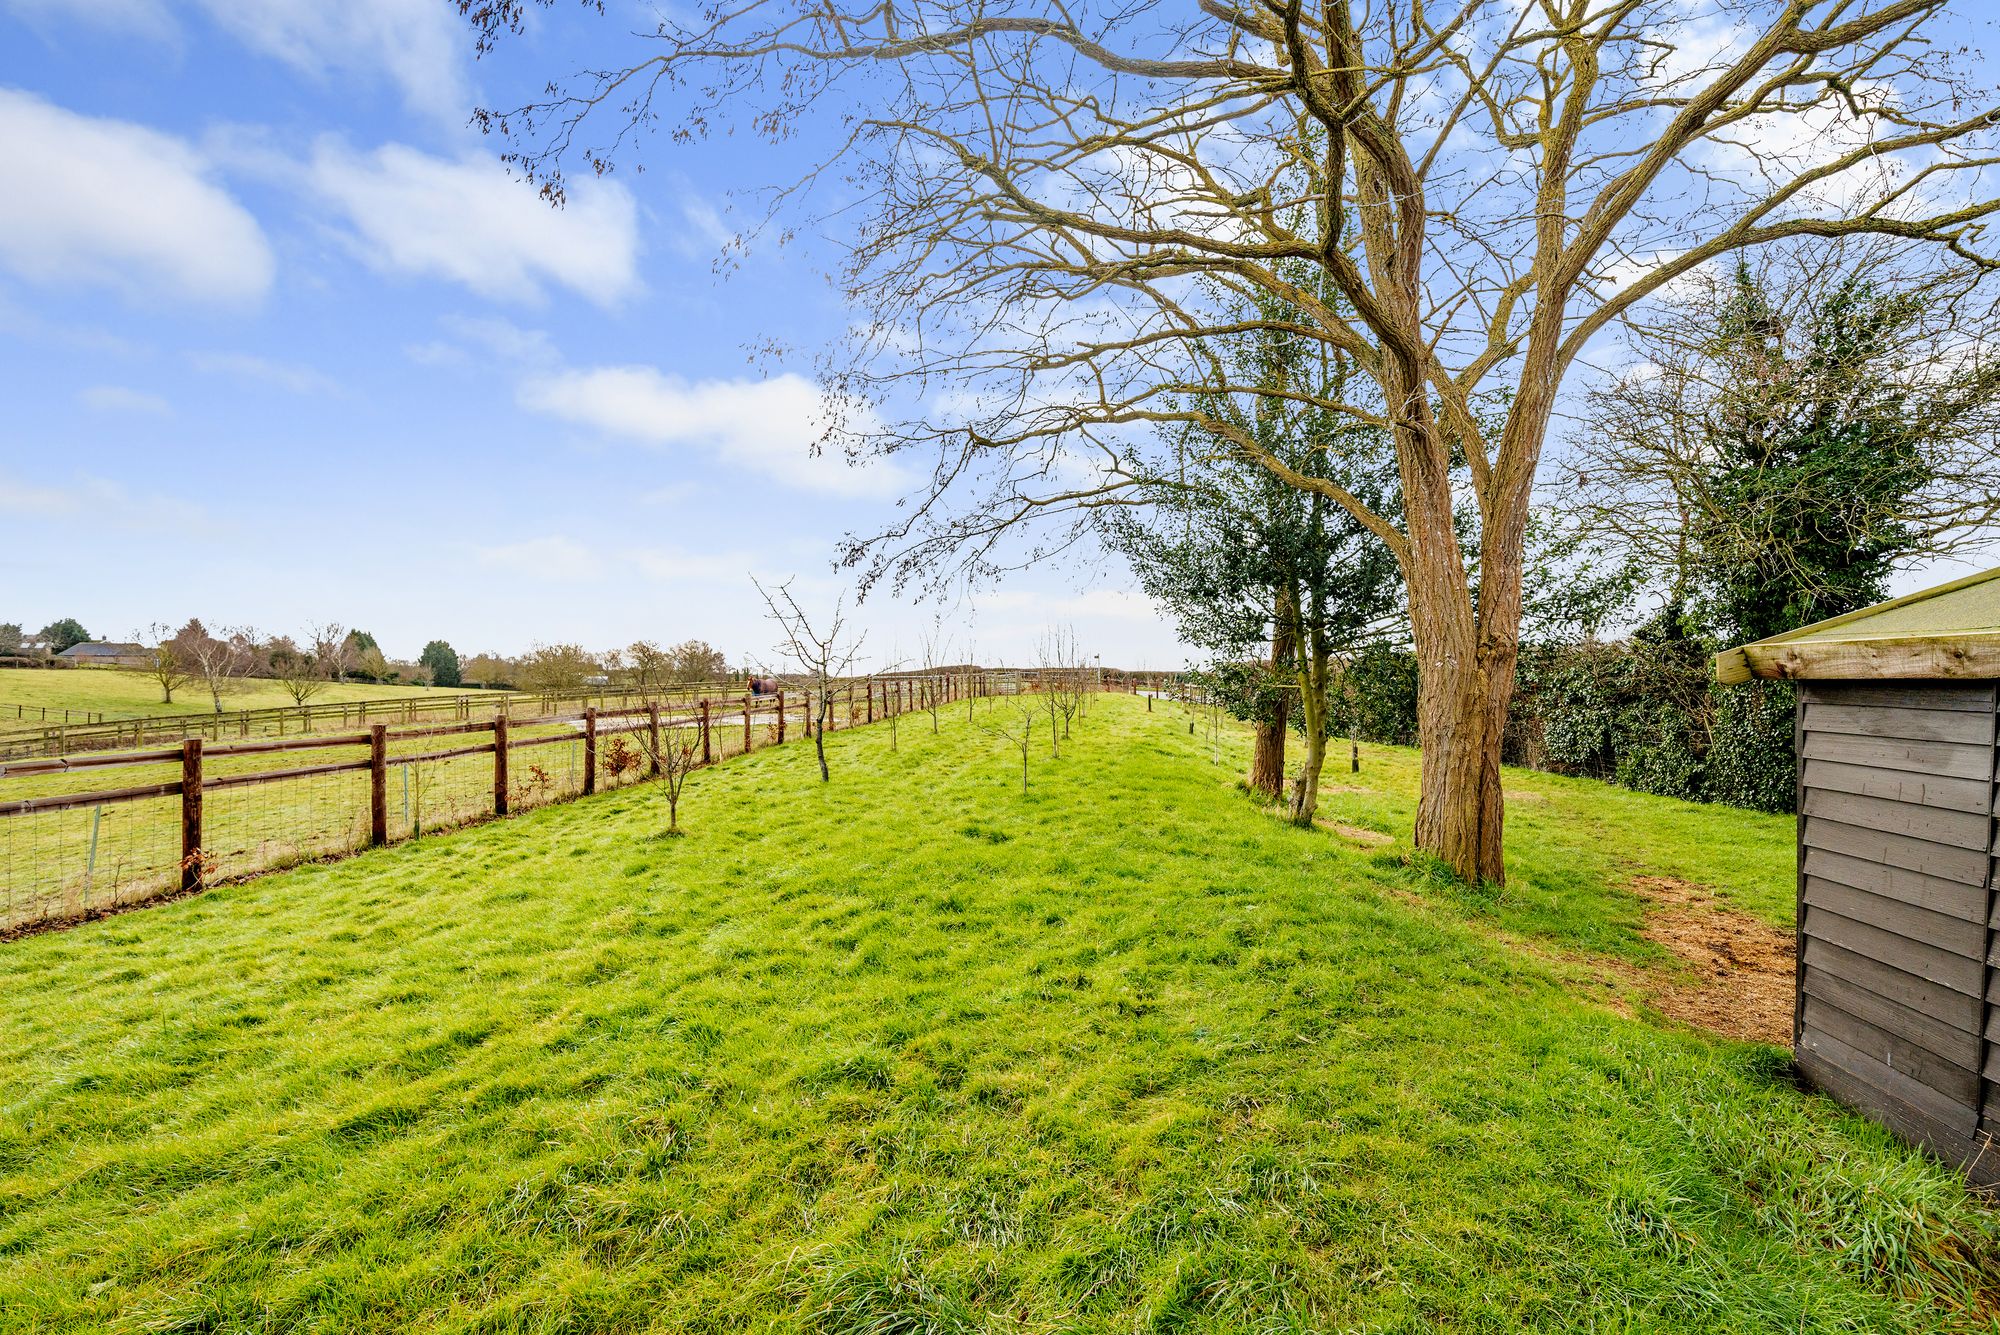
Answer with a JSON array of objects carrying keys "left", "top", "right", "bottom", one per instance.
[{"left": 1628, "top": 874, "right": 1794, "bottom": 1045}]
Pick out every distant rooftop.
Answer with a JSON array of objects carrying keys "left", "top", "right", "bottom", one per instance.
[{"left": 56, "top": 641, "right": 147, "bottom": 660}]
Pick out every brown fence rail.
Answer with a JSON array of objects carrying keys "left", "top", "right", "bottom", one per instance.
[
  {"left": 0, "top": 680, "right": 780, "bottom": 761},
  {"left": 1, "top": 671, "right": 1112, "bottom": 936}
]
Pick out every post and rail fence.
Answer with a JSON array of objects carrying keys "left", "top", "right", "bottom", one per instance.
[
  {"left": 0, "top": 669, "right": 1164, "bottom": 937},
  {"left": 0, "top": 681, "right": 744, "bottom": 761}
]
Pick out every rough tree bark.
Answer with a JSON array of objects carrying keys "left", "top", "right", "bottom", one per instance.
[
  {"left": 459, "top": 0, "right": 2000, "bottom": 885},
  {"left": 1248, "top": 623, "right": 1292, "bottom": 800}
]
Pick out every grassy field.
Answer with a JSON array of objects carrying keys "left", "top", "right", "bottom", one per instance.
[
  {"left": 0, "top": 703, "right": 790, "bottom": 934},
  {"left": 0, "top": 667, "right": 452, "bottom": 724},
  {"left": 2, "top": 694, "right": 1995, "bottom": 1332}
]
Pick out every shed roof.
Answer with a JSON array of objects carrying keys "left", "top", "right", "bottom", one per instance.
[{"left": 1715, "top": 567, "right": 2000, "bottom": 683}]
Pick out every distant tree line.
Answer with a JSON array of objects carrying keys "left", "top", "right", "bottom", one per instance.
[
  {"left": 2, "top": 617, "right": 742, "bottom": 713},
  {"left": 0, "top": 618, "right": 94, "bottom": 657}
]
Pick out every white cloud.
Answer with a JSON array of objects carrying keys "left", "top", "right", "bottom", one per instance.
[
  {"left": 0, "top": 472, "right": 204, "bottom": 528},
  {"left": 403, "top": 340, "right": 469, "bottom": 369},
  {"left": 0, "top": 291, "right": 151, "bottom": 357},
  {"left": 975, "top": 588, "right": 1164, "bottom": 622},
  {"left": 304, "top": 141, "right": 641, "bottom": 307},
  {"left": 191, "top": 0, "right": 469, "bottom": 127},
  {"left": 671, "top": 193, "right": 736, "bottom": 258},
  {"left": 0, "top": 474, "right": 79, "bottom": 515},
  {"left": 77, "top": 384, "right": 173, "bottom": 416},
  {"left": 187, "top": 351, "right": 339, "bottom": 395},
  {"left": 516, "top": 365, "right": 909, "bottom": 498},
  {"left": 472, "top": 536, "right": 603, "bottom": 581},
  {"left": 628, "top": 546, "right": 765, "bottom": 583},
  {"left": 0, "top": 89, "right": 273, "bottom": 306},
  {"left": 637, "top": 481, "right": 703, "bottom": 506},
  {"left": 439, "top": 314, "right": 560, "bottom": 366},
  {"left": 405, "top": 315, "right": 560, "bottom": 369}
]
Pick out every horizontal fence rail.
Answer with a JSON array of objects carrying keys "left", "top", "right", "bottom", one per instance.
[
  {"left": 0, "top": 680, "right": 753, "bottom": 760},
  {"left": 0, "top": 670, "right": 1162, "bottom": 936}
]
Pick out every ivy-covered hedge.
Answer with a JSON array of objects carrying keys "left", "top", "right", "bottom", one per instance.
[{"left": 1334, "top": 640, "right": 1798, "bottom": 814}]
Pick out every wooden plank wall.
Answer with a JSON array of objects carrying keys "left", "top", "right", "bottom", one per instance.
[{"left": 1794, "top": 680, "right": 2000, "bottom": 1183}]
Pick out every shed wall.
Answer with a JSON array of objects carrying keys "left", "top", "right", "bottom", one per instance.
[{"left": 1794, "top": 680, "right": 2000, "bottom": 1182}]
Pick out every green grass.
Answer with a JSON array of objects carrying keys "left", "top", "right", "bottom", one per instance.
[
  {"left": 0, "top": 668, "right": 452, "bottom": 723},
  {"left": 2, "top": 695, "right": 1995, "bottom": 1332}
]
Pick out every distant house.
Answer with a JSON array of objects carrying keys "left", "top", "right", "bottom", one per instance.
[{"left": 56, "top": 641, "right": 150, "bottom": 669}]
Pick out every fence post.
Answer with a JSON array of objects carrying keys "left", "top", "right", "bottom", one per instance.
[
  {"left": 776, "top": 691, "right": 786, "bottom": 744},
  {"left": 583, "top": 707, "right": 598, "bottom": 795},
  {"left": 369, "top": 725, "right": 388, "bottom": 845},
  {"left": 493, "top": 717, "right": 510, "bottom": 815},
  {"left": 700, "top": 700, "right": 712, "bottom": 764},
  {"left": 743, "top": 694, "right": 753, "bottom": 753},
  {"left": 648, "top": 704, "right": 663, "bottom": 776},
  {"left": 180, "top": 738, "right": 203, "bottom": 893},
  {"left": 867, "top": 681, "right": 874, "bottom": 723}
]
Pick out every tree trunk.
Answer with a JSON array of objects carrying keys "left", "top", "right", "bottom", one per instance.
[
  {"left": 1289, "top": 726, "right": 1327, "bottom": 827},
  {"left": 1289, "top": 637, "right": 1329, "bottom": 827},
  {"left": 1407, "top": 577, "right": 1517, "bottom": 885},
  {"left": 1248, "top": 623, "right": 1292, "bottom": 799}
]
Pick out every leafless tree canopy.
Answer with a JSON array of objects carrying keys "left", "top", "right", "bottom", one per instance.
[
  {"left": 755, "top": 577, "right": 866, "bottom": 781},
  {"left": 463, "top": 0, "right": 2000, "bottom": 881},
  {"left": 984, "top": 701, "right": 1038, "bottom": 794},
  {"left": 1562, "top": 237, "right": 2000, "bottom": 606},
  {"left": 170, "top": 620, "right": 257, "bottom": 714},
  {"left": 142, "top": 622, "right": 191, "bottom": 705},
  {"left": 1037, "top": 625, "right": 1089, "bottom": 754},
  {"left": 631, "top": 707, "right": 704, "bottom": 832},
  {"left": 309, "top": 624, "right": 352, "bottom": 685}
]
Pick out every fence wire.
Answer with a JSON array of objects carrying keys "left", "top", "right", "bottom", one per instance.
[
  {"left": 1, "top": 794, "right": 181, "bottom": 931},
  {"left": 0, "top": 676, "right": 1108, "bottom": 935}
]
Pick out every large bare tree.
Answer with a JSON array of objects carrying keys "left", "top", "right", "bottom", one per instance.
[
  {"left": 268, "top": 637, "right": 330, "bottom": 708},
  {"left": 171, "top": 620, "right": 256, "bottom": 714},
  {"left": 463, "top": 0, "right": 2000, "bottom": 881}
]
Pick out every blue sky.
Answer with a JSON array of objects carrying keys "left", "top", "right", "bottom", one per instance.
[
  {"left": 3, "top": 2, "right": 1988, "bottom": 669},
  {"left": 0, "top": 0, "right": 1168, "bottom": 668}
]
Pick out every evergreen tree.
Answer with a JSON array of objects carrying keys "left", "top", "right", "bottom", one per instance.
[
  {"left": 38, "top": 618, "right": 90, "bottom": 653},
  {"left": 1694, "top": 264, "right": 1939, "bottom": 643},
  {"left": 1106, "top": 271, "right": 1401, "bottom": 825},
  {"left": 419, "top": 640, "right": 463, "bottom": 688}
]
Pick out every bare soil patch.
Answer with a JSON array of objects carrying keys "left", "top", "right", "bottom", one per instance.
[
  {"left": 1629, "top": 875, "right": 1794, "bottom": 1044},
  {"left": 1315, "top": 818, "right": 1394, "bottom": 847}
]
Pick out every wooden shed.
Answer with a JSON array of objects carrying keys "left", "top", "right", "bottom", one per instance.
[{"left": 1716, "top": 568, "right": 2000, "bottom": 1182}]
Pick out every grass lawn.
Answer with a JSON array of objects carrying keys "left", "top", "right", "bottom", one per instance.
[
  {"left": 2, "top": 695, "right": 1994, "bottom": 1332},
  {"left": 0, "top": 668, "right": 455, "bottom": 724}
]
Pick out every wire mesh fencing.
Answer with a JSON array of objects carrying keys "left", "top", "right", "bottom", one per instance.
[{"left": 0, "top": 673, "right": 1042, "bottom": 936}]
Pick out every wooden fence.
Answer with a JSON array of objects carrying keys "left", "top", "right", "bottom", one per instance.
[
  {"left": 0, "top": 681, "right": 747, "bottom": 761},
  {"left": 0, "top": 672, "right": 1019, "bottom": 937}
]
